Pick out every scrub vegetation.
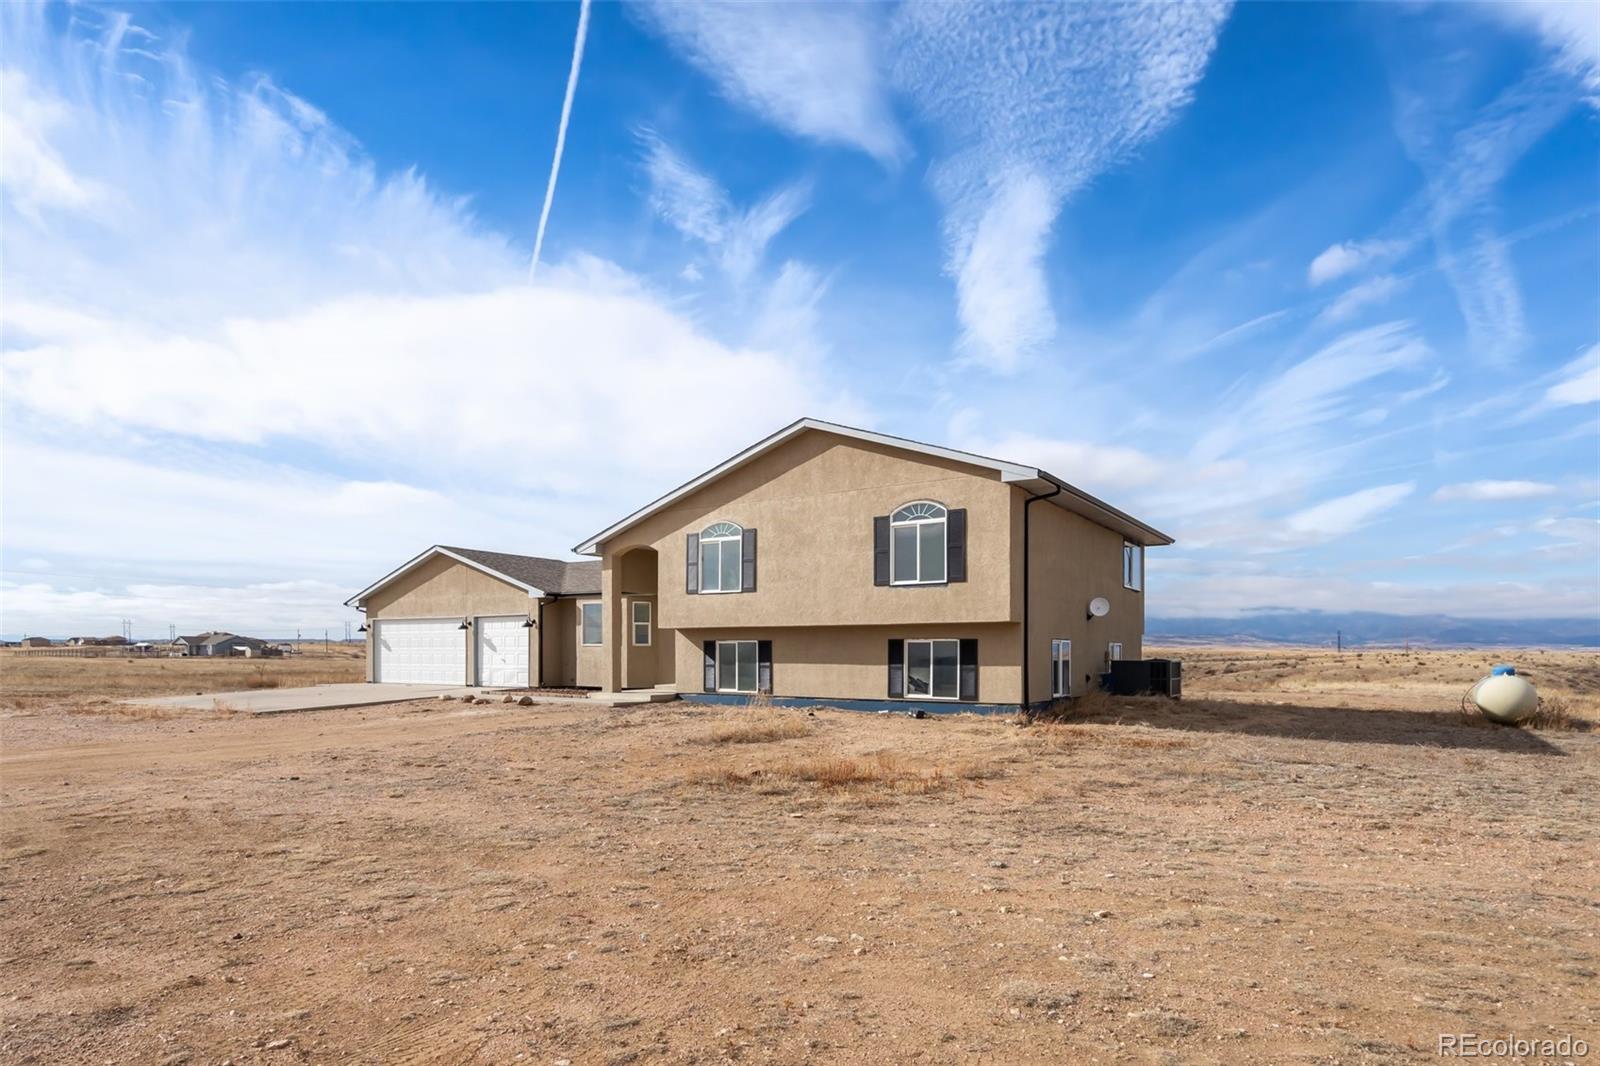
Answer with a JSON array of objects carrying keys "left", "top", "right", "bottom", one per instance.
[{"left": 2, "top": 646, "right": 1596, "bottom": 1063}]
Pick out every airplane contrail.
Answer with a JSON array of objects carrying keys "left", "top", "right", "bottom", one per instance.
[{"left": 528, "top": 0, "right": 592, "bottom": 283}]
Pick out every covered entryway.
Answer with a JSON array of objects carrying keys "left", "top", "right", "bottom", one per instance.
[
  {"left": 475, "top": 615, "right": 529, "bottom": 686},
  {"left": 374, "top": 619, "right": 465, "bottom": 684}
]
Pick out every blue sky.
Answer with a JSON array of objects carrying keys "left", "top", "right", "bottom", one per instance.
[{"left": 1, "top": 1, "right": 1597, "bottom": 638}]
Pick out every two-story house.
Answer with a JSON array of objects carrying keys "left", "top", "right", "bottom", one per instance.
[{"left": 345, "top": 418, "right": 1172, "bottom": 712}]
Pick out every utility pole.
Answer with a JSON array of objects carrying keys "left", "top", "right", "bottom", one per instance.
[{"left": 1336, "top": 629, "right": 1342, "bottom": 654}]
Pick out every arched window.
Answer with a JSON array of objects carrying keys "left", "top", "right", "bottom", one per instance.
[
  {"left": 699, "top": 521, "right": 744, "bottom": 593},
  {"left": 890, "top": 501, "right": 947, "bottom": 584}
]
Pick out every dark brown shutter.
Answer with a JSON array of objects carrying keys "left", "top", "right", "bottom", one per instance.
[
  {"left": 887, "top": 638, "right": 904, "bottom": 698},
  {"left": 703, "top": 640, "right": 716, "bottom": 692},
  {"left": 686, "top": 533, "right": 700, "bottom": 594},
  {"left": 757, "top": 640, "right": 773, "bottom": 694},
  {"left": 959, "top": 638, "right": 978, "bottom": 702},
  {"left": 741, "top": 528, "right": 757, "bottom": 592},
  {"left": 873, "top": 516, "right": 891, "bottom": 586},
  {"left": 946, "top": 508, "right": 967, "bottom": 583}
]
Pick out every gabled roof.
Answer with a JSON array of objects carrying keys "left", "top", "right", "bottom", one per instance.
[
  {"left": 573, "top": 417, "right": 1173, "bottom": 554},
  {"left": 343, "top": 545, "right": 601, "bottom": 608}
]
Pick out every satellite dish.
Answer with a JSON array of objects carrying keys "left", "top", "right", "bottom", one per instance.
[{"left": 1087, "top": 597, "right": 1111, "bottom": 620}]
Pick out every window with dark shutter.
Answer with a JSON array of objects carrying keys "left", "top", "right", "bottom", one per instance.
[
  {"left": 887, "top": 638, "right": 904, "bottom": 698},
  {"left": 741, "top": 528, "right": 757, "bottom": 592},
  {"left": 686, "top": 533, "right": 700, "bottom": 594},
  {"left": 958, "top": 638, "right": 978, "bottom": 702},
  {"left": 702, "top": 640, "right": 716, "bottom": 692},
  {"left": 873, "top": 516, "right": 891, "bottom": 586},
  {"left": 946, "top": 508, "right": 967, "bottom": 583},
  {"left": 757, "top": 640, "right": 773, "bottom": 694}
]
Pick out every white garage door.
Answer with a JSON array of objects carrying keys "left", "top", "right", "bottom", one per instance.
[
  {"left": 475, "top": 616, "right": 529, "bottom": 687},
  {"left": 374, "top": 619, "right": 465, "bottom": 684}
]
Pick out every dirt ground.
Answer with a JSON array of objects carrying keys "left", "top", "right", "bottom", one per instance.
[
  {"left": 0, "top": 647, "right": 365, "bottom": 708},
  {"left": 2, "top": 648, "right": 1597, "bottom": 1064}
]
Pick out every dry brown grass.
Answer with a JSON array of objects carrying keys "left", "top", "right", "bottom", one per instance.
[
  {"left": 700, "top": 701, "right": 813, "bottom": 745},
  {"left": 1025, "top": 721, "right": 1192, "bottom": 752},
  {"left": 1526, "top": 694, "right": 1594, "bottom": 732},
  {"left": 0, "top": 647, "right": 362, "bottom": 704},
  {"left": 5, "top": 652, "right": 1598, "bottom": 1066},
  {"left": 690, "top": 747, "right": 995, "bottom": 795}
]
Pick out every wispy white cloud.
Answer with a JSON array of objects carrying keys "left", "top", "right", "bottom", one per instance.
[
  {"left": 950, "top": 169, "right": 1058, "bottom": 368},
  {"left": 634, "top": 1, "right": 907, "bottom": 164},
  {"left": 0, "top": 68, "right": 110, "bottom": 221},
  {"left": 890, "top": 1, "right": 1232, "bottom": 370},
  {"left": 1281, "top": 482, "right": 1416, "bottom": 544},
  {"left": 1433, "top": 480, "right": 1559, "bottom": 502},
  {"left": 1191, "top": 321, "right": 1432, "bottom": 465},
  {"left": 0, "top": 5, "right": 861, "bottom": 635},
  {"left": 1483, "top": 0, "right": 1600, "bottom": 105},
  {"left": 1150, "top": 566, "right": 1597, "bottom": 619},
  {"left": 638, "top": 1, "right": 1233, "bottom": 371},
  {"left": 638, "top": 130, "right": 810, "bottom": 287},
  {"left": 1307, "top": 239, "right": 1407, "bottom": 286},
  {"left": 1317, "top": 273, "right": 1408, "bottom": 325},
  {"left": 1543, "top": 344, "right": 1600, "bottom": 407},
  {"left": 1392, "top": 65, "right": 1575, "bottom": 363},
  {"left": 960, "top": 431, "right": 1170, "bottom": 496}
]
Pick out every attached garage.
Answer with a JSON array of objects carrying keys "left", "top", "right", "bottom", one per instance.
[
  {"left": 374, "top": 618, "right": 466, "bottom": 684},
  {"left": 474, "top": 615, "right": 529, "bottom": 686},
  {"left": 346, "top": 545, "right": 601, "bottom": 687}
]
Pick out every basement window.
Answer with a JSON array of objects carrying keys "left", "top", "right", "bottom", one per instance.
[
  {"left": 580, "top": 602, "right": 602, "bottom": 646},
  {"left": 715, "top": 640, "right": 759, "bottom": 694},
  {"left": 905, "top": 638, "right": 960, "bottom": 700}
]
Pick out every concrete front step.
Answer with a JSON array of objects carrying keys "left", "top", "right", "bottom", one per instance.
[{"left": 588, "top": 690, "right": 679, "bottom": 705}]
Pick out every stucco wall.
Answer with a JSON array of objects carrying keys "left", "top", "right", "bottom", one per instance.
[
  {"left": 1024, "top": 501, "right": 1146, "bottom": 703},
  {"left": 363, "top": 554, "right": 537, "bottom": 684},
  {"left": 598, "top": 433, "right": 1018, "bottom": 630},
  {"left": 542, "top": 598, "right": 575, "bottom": 687},
  {"left": 365, "top": 554, "right": 532, "bottom": 620},
  {"left": 572, "top": 596, "right": 606, "bottom": 688},
  {"left": 672, "top": 623, "right": 1022, "bottom": 705}
]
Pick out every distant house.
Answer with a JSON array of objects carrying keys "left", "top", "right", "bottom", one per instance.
[
  {"left": 172, "top": 632, "right": 280, "bottom": 657},
  {"left": 20, "top": 636, "right": 53, "bottom": 648},
  {"left": 69, "top": 635, "right": 129, "bottom": 647}
]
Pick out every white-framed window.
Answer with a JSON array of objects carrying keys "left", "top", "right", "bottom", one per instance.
[
  {"left": 699, "top": 521, "right": 743, "bottom": 593},
  {"left": 1123, "top": 541, "right": 1143, "bottom": 592},
  {"left": 715, "top": 640, "right": 759, "bottom": 693},
  {"left": 1051, "top": 638, "right": 1072, "bottom": 698},
  {"left": 631, "top": 600, "right": 651, "bottom": 646},
  {"left": 580, "top": 602, "right": 602, "bottom": 646},
  {"left": 1106, "top": 642, "right": 1123, "bottom": 669},
  {"left": 891, "top": 501, "right": 947, "bottom": 585},
  {"left": 905, "top": 638, "right": 960, "bottom": 700}
]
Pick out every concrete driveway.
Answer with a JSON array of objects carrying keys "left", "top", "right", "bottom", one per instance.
[{"left": 125, "top": 683, "right": 498, "bottom": 715}]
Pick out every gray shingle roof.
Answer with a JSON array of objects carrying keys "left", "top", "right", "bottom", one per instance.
[{"left": 439, "top": 546, "right": 601, "bottom": 596}]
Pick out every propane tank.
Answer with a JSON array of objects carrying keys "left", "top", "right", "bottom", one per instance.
[{"left": 1469, "top": 665, "right": 1539, "bottom": 724}]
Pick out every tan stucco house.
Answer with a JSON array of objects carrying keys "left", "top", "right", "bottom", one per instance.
[{"left": 345, "top": 418, "right": 1172, "bottom": 712}]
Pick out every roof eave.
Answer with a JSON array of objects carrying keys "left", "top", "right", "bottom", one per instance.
[
  {"left": 344, "top": 545, "right": 544, "bottom": 607},
  {"left": 1022, "top": 472, "right": 1174, "bottom": 547}
]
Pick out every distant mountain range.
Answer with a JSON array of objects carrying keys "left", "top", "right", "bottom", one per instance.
[{"left": 1147, "top": 611, "right": 1599, "bottom": 648}]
